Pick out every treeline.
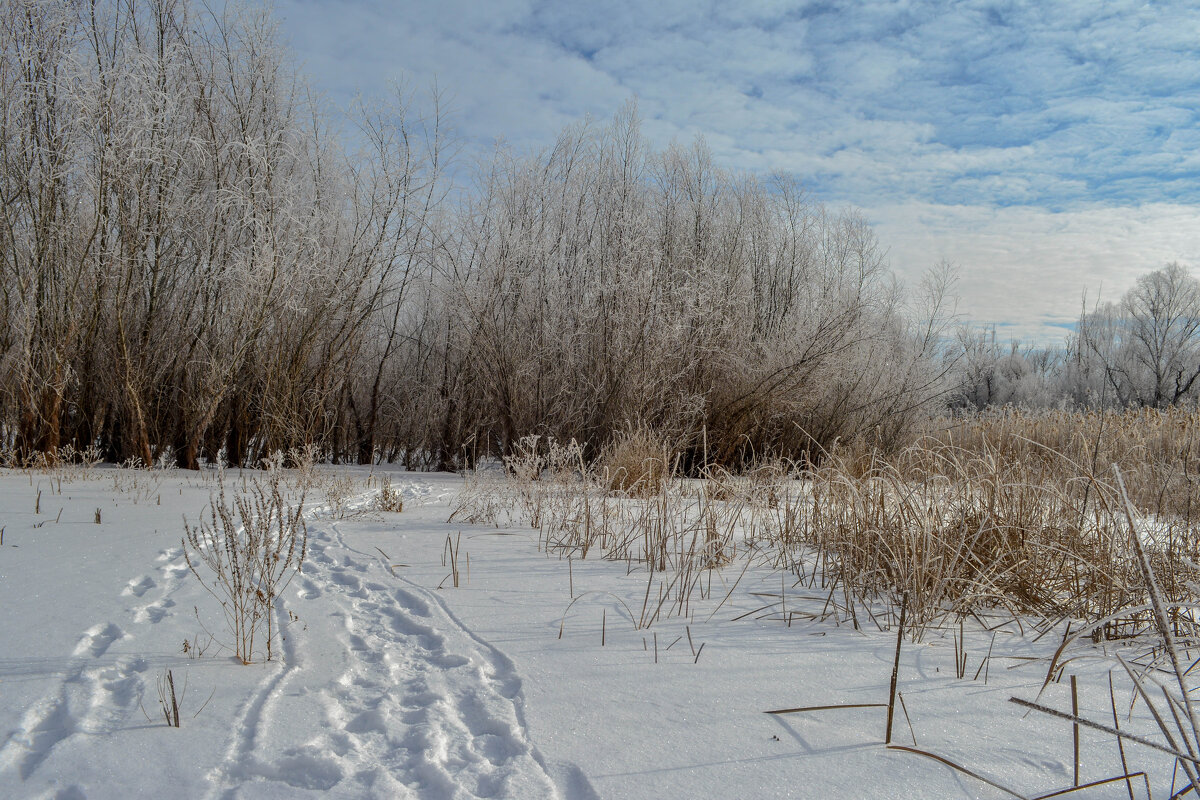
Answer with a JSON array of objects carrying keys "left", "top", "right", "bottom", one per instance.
[
  {"left": 10, "top": 2, "right": 1193, "bottom": 472},
  {"left": 6, "top": 1, "right": 1195, "bottom": 472},
  {"left": 0, "top": 0, "right": 960, "bottom": 470},
  {"left": 949, "top": 263, "right": 1200, "bottom": 412}
]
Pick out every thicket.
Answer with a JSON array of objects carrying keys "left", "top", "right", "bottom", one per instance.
[{"left": 0, "top": 0, "right": 955, "bottom": 472}]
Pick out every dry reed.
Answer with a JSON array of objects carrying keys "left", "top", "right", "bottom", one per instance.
[{"left": 455, "top": 410, "right": 1200, "bottom": 640}]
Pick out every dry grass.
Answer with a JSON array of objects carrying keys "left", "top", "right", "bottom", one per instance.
[
  {"left": 448, "top": 468, "right": 514, "bottom": 527},
  {"left": 455, "top": 410, "right": 1200, "bottom": 642},
  {"left": 779, "top": 441, "right": 1141, "bottom": 633},
  {"left": 760, "top": 408, "right": 1200, "bottom": 636},
  {"left": 1012, "top": 469, "right": 1200, "bottom": 798},
  {"left": 448, "top": 413, "right": 1200, "bottom": 795},
  {"left": 1, "top": 443, "right": 106, "bottom": 483},
  {"left": 452, "top": 435, "right": 747, "bottom": 625},
  {"left": 599, "top": 426, "right": 673, "bottom": 497},
  {"left": 927, "top": 407, "right": 1200, "bottom": 523},
  {"left": 374, "top": 476, "right": 405, "bottom": 513}
]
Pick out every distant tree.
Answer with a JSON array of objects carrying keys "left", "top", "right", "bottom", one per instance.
[
  {"left": 948, "top": 322, "right": 1069, "bottom": 412},
  {"left": 1074, "top": 263, "right": 1200, "bottom": 408}
]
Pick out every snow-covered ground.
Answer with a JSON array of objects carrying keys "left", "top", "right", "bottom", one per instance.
[{"left": 0, "top": 465, "right": 1187, "bottom": 798}]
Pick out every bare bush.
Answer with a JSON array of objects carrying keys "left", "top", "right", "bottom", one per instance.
[
  {"left": 375, "top": 476, "right": 405, "bottom": 513},
  {"left": 182, "top": 472, "right": 308, "bottom": 664},
  {"left": 449, "top": 467, "right": 516, "bottom": 527},
  {"left": 322, "top": 475, "right": 359, "bottom": 518}
]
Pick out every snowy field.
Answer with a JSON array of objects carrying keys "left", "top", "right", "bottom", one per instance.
[{"left": 0, "top": 464, "right": 1188, "bottom": 799}]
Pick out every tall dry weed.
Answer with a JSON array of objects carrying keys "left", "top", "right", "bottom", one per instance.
[
  {"left": 454, "top": 410, "right": 1200, "bottom": 641},
  {"left": 772, "top": 424, "right": 1200, "bottom": 636},
  {"left": 182, "top": 469, "right": 307, "bottom": 664}
]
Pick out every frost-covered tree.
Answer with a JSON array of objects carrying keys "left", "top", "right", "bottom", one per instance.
[
  {"left": 949, "top": 326, "right": 1064, "bottom": 411},
  {"left": 1073, "top": 263, "right": 1200, "bottom": 408},
  {"left": 416, "top": 107, "right": 954, "bottom": 468},
  {"left": 0, "top": 1, "right": 951, "bottom": 470}
]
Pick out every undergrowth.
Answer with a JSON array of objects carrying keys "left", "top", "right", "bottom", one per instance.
[
  {"left": 452, "top": 411, "right": 1200, "bottom": 640},
  {"left": 451, "top": 412, "right": 1200, "bottom": 796}
]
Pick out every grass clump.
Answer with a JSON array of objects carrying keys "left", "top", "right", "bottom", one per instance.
[
  {"left": 599, "top": 426, "right": 673, "bottom": 497},
  {"left": 375, "top": 476, "right": 405, "bottom": 513}
]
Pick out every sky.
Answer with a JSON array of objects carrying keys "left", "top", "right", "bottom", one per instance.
[{"left": 274, "top": 0, "right": 1200, "bottom": 344}]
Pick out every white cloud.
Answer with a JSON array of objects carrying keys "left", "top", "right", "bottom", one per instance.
[
  {"left": 275, "top": 0, "right": 1200, "bottom": 203},
  {"left": 273, "top": 0, "right": 1200, "bottom": 341},
  {"left": 871, "top": 202, "right": 1200, "bottom": 343}
]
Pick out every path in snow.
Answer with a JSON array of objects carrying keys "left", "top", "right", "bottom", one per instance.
[
  {"left": 204, "top": 487, "right": 566, "bottom": 799},
  {"left": 0, "top": 475, "right": 579, "bottom": 799},
  {"left": 0, "top": 535, "right": 194, "bottom": 790},
  {"left": 0, "top": 621, "right": 139, "bottom": 783}
]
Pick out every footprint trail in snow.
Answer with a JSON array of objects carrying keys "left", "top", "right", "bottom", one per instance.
[
  {"left": 207, "top": 512, "right": 563, "bottom": 799},
  {"left": 0, "top": 543, "right": 191, "bottom": 788}
]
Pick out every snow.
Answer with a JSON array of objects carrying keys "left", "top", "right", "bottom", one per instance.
[{"left": 0, "top": 465, "right": 1188, "bottom": 798}]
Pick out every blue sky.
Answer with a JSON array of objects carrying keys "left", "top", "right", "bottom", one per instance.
[{"left": 275, "top": 0, "right": 1200, "bottom": 343}]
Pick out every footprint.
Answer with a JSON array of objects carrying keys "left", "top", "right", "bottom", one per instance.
[
  {"left": 330, "top": 571, "right": 362, "bottom": 591},
  {"left": 432, "top": 654, "right": 470, "bottom": 669},
  {"left": 298, "top": 577, "right": 322, "bottom": 600},
  {"left": 326, "top": 731, "right": 353, "bottom": 757},
  {"left": 73, "top": 623, "right": 123, "bottom": 658},
  {"left": 474, "top": 772, "right": 502, "bottom": 797},
  {"left": 345, "top": 708, "right": 388, "bottom": 734},
  {"left": 251, "top": 748, "right": 344, "bottom": 791},
  {"left": 394, "top": 589, "right": 432, "bottom": 617},
  {"left": 10, "top": 692, "right": 75, "bottom": 779},
  {"left": 122, "top": 576, "right": 156, "bottom": 598},
  {"left": 135, "top": 599, "right": 174, "bottom": 624},
  {"left": 401, "top": 688, "right": 439, "bottom": 710},
  {"left": 98, "top": 661, "right": 141, "bottom": 707},
  {"left": 474, "top": 733, "right": 518, "bottom": 766},
  {"left": 382, "top": 608, "right": 443, "bottom": 651}
]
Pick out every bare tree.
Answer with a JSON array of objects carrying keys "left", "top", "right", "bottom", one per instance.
[
  {"left": 0, "top": 0, "right": 89, "bottom": 458},
  {"left": 0, "top": 1, "right": 950, "bottom": 470},
  {"left": 1074, "top": 263, "right": 1200, "bottom": 409}
]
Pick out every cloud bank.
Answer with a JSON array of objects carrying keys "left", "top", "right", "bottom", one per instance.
[{"left": 276, "top": 0, "right": 1200, "bottom": 342}]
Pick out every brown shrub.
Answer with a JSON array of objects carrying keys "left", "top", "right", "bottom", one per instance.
[{"left": 599, "top": 426, "right": 673, "bottom": 497}]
